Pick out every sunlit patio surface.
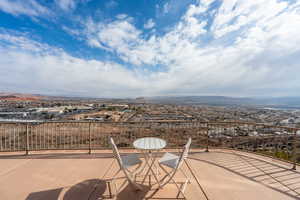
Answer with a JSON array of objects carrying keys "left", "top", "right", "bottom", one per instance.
[{"left": 1, "top": 149, "right": 300, "bottom": 200}]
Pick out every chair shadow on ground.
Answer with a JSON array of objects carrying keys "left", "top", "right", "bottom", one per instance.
[
  {"left": 25, "top": 188, "right": 64, "bottom": 200},
  {"left": 189, "top": 151, "right": 300, "bottom": 200},
  {"left": 115, "top": 181, "right": 186, "bottom": 200},
  {"left": 116, "top": 183, "right": 151, "bottom": 200},
  {"left": 24, "top": 178, "right": 176, "bottom": 200},
  {"left": 25, "top": 179, "right": 107, "bottom": 200},
  {"left": 63, "top": 179, "right": 107, "bottom": 200}
]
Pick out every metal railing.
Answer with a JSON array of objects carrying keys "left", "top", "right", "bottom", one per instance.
[
  {"left": 0, "top": 121, "right": 299, "bottom": 167},
  {"left": 0, "top": 121, "right": 209, "bottom": 152}
]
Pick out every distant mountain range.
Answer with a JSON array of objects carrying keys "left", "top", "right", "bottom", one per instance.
[
  {"left": 0, "top": 92, "right": 100, "bottom": 101},
  {"left": 143, "top": 96, "right": 253, "bottom": 105},
  {"left": 142, "top": 96, "right": 300, "bottom": 108},
  {"left": 1, "top": 92, "right": 300, "bottom": 108},
  {"left": 0, "top": 93, "right": 43, "bottom": 101}
]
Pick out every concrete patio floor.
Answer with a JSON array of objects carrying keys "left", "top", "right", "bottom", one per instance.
[{"left": 0, "top": 149, "right": 300, "bottom": 200}]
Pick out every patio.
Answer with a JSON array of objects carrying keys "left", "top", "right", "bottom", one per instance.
[{"left": 0, "top": 149, "right": 300, "bottom": 200}]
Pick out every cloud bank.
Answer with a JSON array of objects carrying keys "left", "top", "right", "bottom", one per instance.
[{"left": 0, "top": 0, "right": 300, "bottom": 97}]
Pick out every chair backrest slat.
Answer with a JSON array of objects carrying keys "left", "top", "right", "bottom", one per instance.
[
  {"left": 177, "top": 137, "right": 192, "bottom": 169},
  {"left": 109, "top": 137, "right": 123, "bottom": 167}
]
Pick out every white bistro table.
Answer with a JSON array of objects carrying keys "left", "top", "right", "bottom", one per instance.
[{"left": 133, "top": 137, "right": 166, "bottom": 186}]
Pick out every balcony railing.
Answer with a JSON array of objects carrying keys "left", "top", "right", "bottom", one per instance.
[{"left": 0, "top": 121, "right": 299, "bottom": 166}]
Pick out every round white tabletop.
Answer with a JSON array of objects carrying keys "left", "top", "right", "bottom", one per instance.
[{"left": 133, "top": 137, "right": 166, "bottom": 150}]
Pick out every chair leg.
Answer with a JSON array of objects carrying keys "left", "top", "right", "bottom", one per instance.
[
  {"left": 158, "top": 164, "right": 171, "bottom": 186},
  {"left": 107, "top": 181, "right": 113, "bottom": 198},
  {"left": 114, "top": 179, "right": 127, "bottom": 197},
  {"left": 158, "top": 165, "right": 187, "bottom": 199},
  {"left": 180, "top": 168, "right": 191, "bottom": 183},
  {"left": 111, "top": 168, "right": 121, "bottom": 198},
  {"left": 169, "top": 175, "right": 187, "bottom": 199},
  {"left": 184, "top": 159, "right": 210, "bottom": 200},
  {"left": 176, "top": 180, "right": 188, "bottom": 199},
  {"left": 112, "top": 168, "right": 142, "bottom": 198},
  {"left": 134, "top": 162, "right": 145, "bottom": 175},
  {"left": 141, "top": 156, "right": 157, "bottom": 185}
]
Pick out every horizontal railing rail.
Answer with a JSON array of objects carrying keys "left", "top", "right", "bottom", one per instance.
[{"left": 0, "top": 120, "right": 299, "bottom": 168}]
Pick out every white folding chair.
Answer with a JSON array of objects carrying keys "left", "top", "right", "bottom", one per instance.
[
  {"left": 158, "top": 138, "right": 192, "bottom": 199},
  {"left": 109, "top": 137, "right": 143, "bottom": 196}
]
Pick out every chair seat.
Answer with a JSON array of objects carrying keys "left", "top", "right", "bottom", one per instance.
[
  {"left": 159, "top": 152, "right": 179, "bottom": 169},
  {"left": 121, "top": 154, "right": 142, "bottom": 169}
]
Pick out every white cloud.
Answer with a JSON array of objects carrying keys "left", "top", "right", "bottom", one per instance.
[
  {"left": 105, "top": 0, "right": 118, "bottom": 9},
  {"left": 163, "top": 2, "right": 170, "bottom": 14},
  {"left": 0, "top": 0, "right": 50, "bottom": 17},
  {"left": 55, "top": 0, "right": 76, "bottom": 11},
  {"left": 116, "top": 14, "right": 128, "bottom": 20},
  {"left": 62, "top": 25, "right": 81, "bottom": 37},
  {"left": 144, "top": 19, "right": 155, "bottom": 29},
  {"left": 0, "top": 31, "right": 56, "bottom": 53},
  {"left": 83, "top": 2, "right": 207, "bottom": 66},
  {"left": 211, "top": 0, "right": 289, "bottom": 38},
  {"left": 84, "top": 18, "right": 148, "bottom": 65}
]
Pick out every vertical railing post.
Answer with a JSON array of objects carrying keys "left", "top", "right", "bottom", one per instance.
[
  {"left": 231, "top": 124, "right": 234, "bottom": 149},
  {"left": 292, "top": 129, "right": 297, "bottom": 170},
  {"left": 88, "top": 122, "right": 92, "bottom": 154},
  {"left": 206, "top": 123, "right": 209, "bottom": 152},
  {"left": 0, "top": 124, "right": 2, "bottom": 152},
  {"left": 25, "top": 123, "right": 29, "bottom": 155}
]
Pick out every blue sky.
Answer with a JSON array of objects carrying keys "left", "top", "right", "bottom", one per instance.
[{"left": 0, "top": 0, "right": 300, "bottom": 97}]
